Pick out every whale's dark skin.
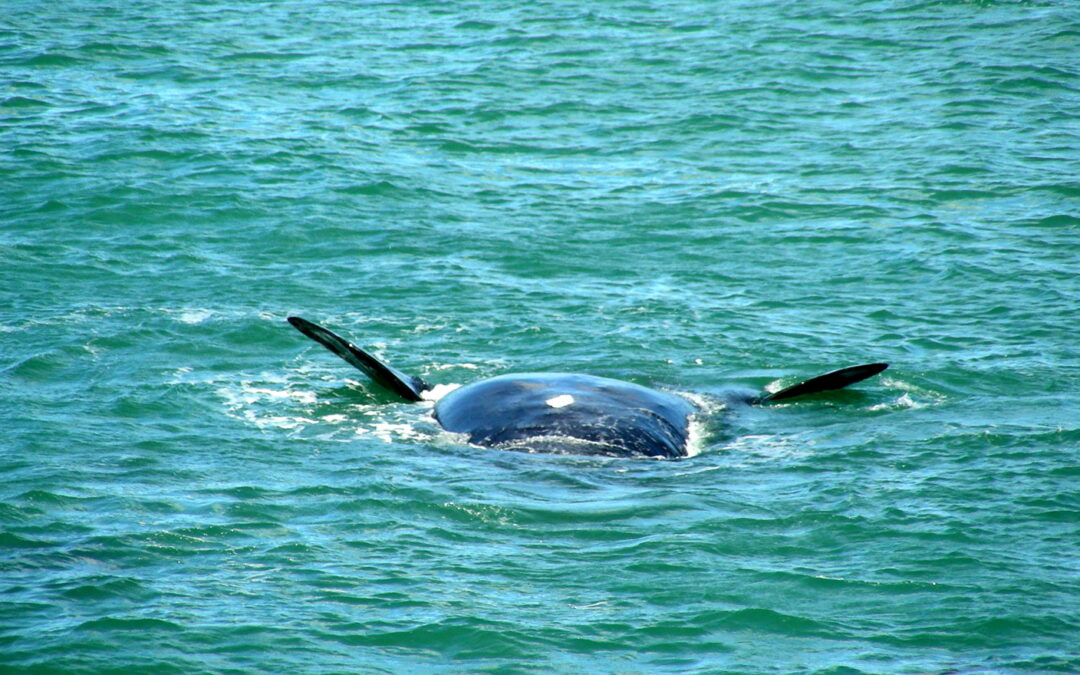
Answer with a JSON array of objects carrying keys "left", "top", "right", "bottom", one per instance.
[
  {"left": 286, "top": 316, "right": 888, "bottom": 459},
  {"left": 434, "top": 372, "right": 697, "bottom": 458}
]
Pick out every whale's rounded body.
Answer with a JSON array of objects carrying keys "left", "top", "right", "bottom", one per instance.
[{"left": 434, "top": 373, "right": 696, "bottom": 458}]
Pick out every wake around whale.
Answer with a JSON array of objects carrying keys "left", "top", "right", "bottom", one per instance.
[{"left": 286, "top": 316, "right": 888, "bottom": 459}]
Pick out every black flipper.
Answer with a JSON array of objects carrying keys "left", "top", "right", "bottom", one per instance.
[
  {"left": 287, "top": 316, "right": 428, "bottom": 402},
  {"left": 756, "top": 363, "right": 888, "bottom": 404}
]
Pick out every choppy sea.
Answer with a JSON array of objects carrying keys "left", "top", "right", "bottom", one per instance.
[{"left": 2, "top": 1, "right": 1078, "bottom": 673}]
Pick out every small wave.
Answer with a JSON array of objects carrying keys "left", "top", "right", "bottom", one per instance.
[
  {"left": 22, "top": 52, "right": 85, "bottom": 67},
  {"left": 60, "top": 576, "right": 152, "bottom": 602},
  {"left": 1, "top": 95, "right": 49, "bottom": 108},
  {"left": 221, "top": 51, "right": 313, "bottom": 62},
  {"left": 77, "top": 617, "right": 183, "bottom": 632},
  {"left": 0, "top": 532, "right": 56, "bottom": 549},
  {"left": 329, "top": 616, "right": 538, "bottom": 660}
]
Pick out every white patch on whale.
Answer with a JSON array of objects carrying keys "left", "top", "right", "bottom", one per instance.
[{"left": 545, "top": 394, "right": 575, "bottom": 408}]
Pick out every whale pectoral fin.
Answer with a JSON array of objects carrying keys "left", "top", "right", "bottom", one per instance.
[
  {"left": 287, "top": 316, "right": 428, "bottom": 402},
  {"left": 756, "top": 363, "right": 888, "bottom": 404}
]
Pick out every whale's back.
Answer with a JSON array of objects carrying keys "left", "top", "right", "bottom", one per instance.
[{"left": 433, "top": 373, "right": 696, "bottom": 458}]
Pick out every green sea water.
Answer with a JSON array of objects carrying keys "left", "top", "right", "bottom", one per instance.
[{"left": 2, "top": 1, "right": 1078, "bottom": 673}]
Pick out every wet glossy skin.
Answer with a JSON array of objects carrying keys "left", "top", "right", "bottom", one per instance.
[{"left": 434, "top": 373, "right": 697, "bottom": 458}]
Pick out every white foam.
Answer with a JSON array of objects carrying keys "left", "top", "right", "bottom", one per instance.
[
  {"left": 869, "top": 392, "right": 920, "bottom": 411},
  {"left": 430, "top": 362, "right": 481, "bottom": 371},
  {"left": 367, "top": 421, "right": 427, "bottom": 443},
  {"left": 241, "top": 386, "right": 318, "bottom": 404},
  {"left": 675, "top": 390, "right": 722, "bottom": 458},
  {"left": 722, "top": 433, "right": 814, "bottom": 464},
  {"left": 421, "top": 382, "right": 461, "bottom": 402},
  {"left": 177, "top": 309, "right": 215, "bottom": 324},
  {"left": 683, "top": 414, "right": 709, "bottom": 458},
  {"left": 216, "top": 380, "right": 329, "bottom": 431}
]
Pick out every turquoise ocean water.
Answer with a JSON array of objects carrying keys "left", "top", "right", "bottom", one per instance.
[{"left": 3, "top": 1, "right": 1078, "bottom": 672}]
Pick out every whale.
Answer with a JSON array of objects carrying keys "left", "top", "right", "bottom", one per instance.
[{"left": 286, "top": 316, "right": 888, "bottom": 459}]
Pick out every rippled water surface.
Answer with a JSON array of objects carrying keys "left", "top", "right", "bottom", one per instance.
[{"left": 3, "top": 1, "right": 1078, "bottom": 673}]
